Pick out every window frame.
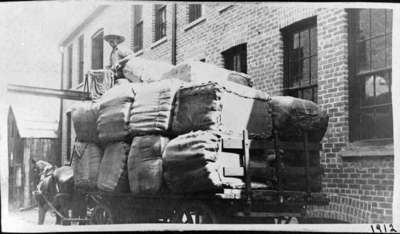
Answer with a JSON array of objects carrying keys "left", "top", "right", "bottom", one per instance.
[
  {"left": 222, "top": 43, "right": 247, "bottom": 74},
  {"left": 78, "top": 35, "right": 84, "bottom": 84},
  {"left": 154, "top": 4, "right": 167, "bottom": 42},
  {"left": 91, "top": 29, "right": 104, "bottom": 70},
  {"left": 133, "top": 5, "right": 143, "bottom": 52},
  {"left": 281, "top": 16, "right": 318, "bottom": 103},
  {"left": 67, "top": 44, "right": 73, "bottom": 89},
  {"left": 347, "top": 8, "right": 393, "bottom": 142}
]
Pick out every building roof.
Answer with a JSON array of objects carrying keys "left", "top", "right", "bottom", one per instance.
[
  {"left": 59, "top": 5, "right": 108, "bottom": 47},
  {"left": 9, "top": 106, "right": 58, "bottom": 139}
]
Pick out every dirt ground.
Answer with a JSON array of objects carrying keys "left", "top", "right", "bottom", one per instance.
[{"left": 5, "top": 207, "right": 56, "bottom": 226}]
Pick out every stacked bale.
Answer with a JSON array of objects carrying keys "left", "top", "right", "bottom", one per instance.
[
  {"left": 129, "top": 79, "right": 184, "bottom": 136},
  {"left": 163, "top": 131, "right": 226, "bottom": 193},
  {"left": 171, "top": 82, "right": 272, "bottom": 139},
  {"left": 127, "top": 79, "right": 183, "bottom": 195},
  {"left": 69, "top": 101, "right": 103, "bottom": 191},
  {"left": 162, "top": 130, "right": 270, "bottom": 194},
  {"left": 269, "top": 96, "right": 329, "bottom": 192},
  {"left": 71, "top": 141, "right": 103, "bottom": 191},
  {"left": 97, "top": 84, "right": 135, "bottom": 143},
  {"left": 127, "top": 135, "right": 169, "bottom": 195},
  {"left": 94, "top": 84, "right": 137, "bottom": 193},
  {"left": 123, "top": 57, "right": 175, "bottom": 83},
  {"left": 69, "top": 59, "right": 329, "bottom": 196},
  {"left": 97, "top": 142, "right": 131, "bottom": 192},
  {"left": 161, "top": 61, "right": 252, "bottom": 87},
  {"left": 70, "top": 101, "right": 100, "bottom": 142},
  {"left": 269, "top": 96, "right": 329, "bottom": 142}
]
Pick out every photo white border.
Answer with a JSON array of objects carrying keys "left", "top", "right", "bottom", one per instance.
[{"left": 0, "top": 1, "right": 399, "bottom": 232}]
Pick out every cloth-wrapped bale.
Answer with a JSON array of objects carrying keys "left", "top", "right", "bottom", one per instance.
[
  {"left": 163, "top": 131, "right": 268, "bottom": 193},
  {"left": 97, "top": 142, "right": 130, "bottom": 193},
  {"left": 163, "top": 131, "right": 222, "bottom": 193},
  {"left": 69, "top": 101, "right": 100, "bottom": 142},
  {"left": 129, "top": 79, "right": 183, "bottom": 136},
  {"left": 122, "top": 57, "right": 174, "bottom": 83},
  {"left": 97, "top": 85, "right": 135, "bottom": 143},
  {"left": 71, "top": 141, "right": 103, "bottom": 190},
  {"left": 161, "top": 61, "right": 253, "bottom": 87},
  {"left": 127, "top": 135, "right": 169, "bottom": 195},
  {"left": 171, "top": 82, "right": 272, "bottom": 139},
  {"left": 269, "top": 96, "right": 329, "bottom": 141}
]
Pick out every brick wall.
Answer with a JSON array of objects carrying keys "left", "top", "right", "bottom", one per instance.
[{"left": 177, "top": 4, "right": 394, "bottom": 223}]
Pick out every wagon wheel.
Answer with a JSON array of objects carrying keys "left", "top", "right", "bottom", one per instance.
[
  {"left": 172, "top": 202, "right": 218, "bottom": 224},
  {"left": 90, "top": 204, "right": 114, "bottom": 224},
  {"left": 273, "top": 216, "right": 299, "bottom": 224}
]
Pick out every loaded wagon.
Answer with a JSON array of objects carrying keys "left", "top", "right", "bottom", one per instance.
[{"left": 39, "top": 61, "right": 330, "bottom": 225}]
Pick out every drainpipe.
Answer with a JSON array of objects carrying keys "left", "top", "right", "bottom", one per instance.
[
  {"left": 171, "top": 3, "right": 177, "bottom": 65},
  {"left": 58, "top": 47, "right": 64, "bottom": 166}
]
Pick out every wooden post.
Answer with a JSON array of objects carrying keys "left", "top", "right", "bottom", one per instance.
[
  {"left": 0, "top": 102, "right": 9, "bottom": 216},
  {"left": 242, "top": 130, "right": 251, "bottom": 214},
  {"left": 23, "top": 140, "right": 31, "bottom": 208},
  {"left": 303, "top": 132, "right": 311, "bottom": 200},
  {"left": 273, "top": 129, "right": 283, "bottom": 203}
]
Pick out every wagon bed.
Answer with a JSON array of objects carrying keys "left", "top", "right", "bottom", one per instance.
[{"left": 57, "top": 130, "right": 329, "bottom": 224}]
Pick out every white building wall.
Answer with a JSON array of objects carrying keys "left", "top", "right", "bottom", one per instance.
[{"left": 60, "top": 5, "right": 132, "bottom": 163}]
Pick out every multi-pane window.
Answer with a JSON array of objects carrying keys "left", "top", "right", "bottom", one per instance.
[
  {"left": 189, "top": 4, "right": 202, "bottom": 23},
  {"left": 91, "top": 29, "right": 104, "bottom": 69},
  {"left": 348, "top": 9, "right": 392, "bottom": 141},
  {"left": 222, "top": 44, "right": 247, "bottom": 74},
  {"left": 154, "top": 5, "right": 166, "bottom": 41},
  {"left": 133, "top": 5, "right": 143, "bottom": 52},
  {"left": 282, "top": 17, "right": 318, "bottom": 103},
  {"left": 67, "top": 44, "right": 73, "bottom": 89},
  {"left": 78, "top": 35, "right": 84, "bottom": 84}
]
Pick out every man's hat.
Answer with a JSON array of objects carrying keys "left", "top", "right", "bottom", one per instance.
[{"left": 103, "top": 33, "right": 125, "bottom": 44}]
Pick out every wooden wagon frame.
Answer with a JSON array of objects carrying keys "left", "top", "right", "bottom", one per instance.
[{"left": 48, "top": 129, "right": 329, "bottom": 225}]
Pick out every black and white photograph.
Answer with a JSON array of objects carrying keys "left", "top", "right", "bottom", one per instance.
[{"left": 0, "top": 1, "right": 399, "bottom": 232}]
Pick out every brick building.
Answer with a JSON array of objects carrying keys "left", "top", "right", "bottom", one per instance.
[{"left": 58, "top": 3, "right": 395, "bottom": 223}]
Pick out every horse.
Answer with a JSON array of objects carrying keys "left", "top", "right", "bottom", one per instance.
[{"left": 31, "top": 159, "right": 75, "bottom": 225}]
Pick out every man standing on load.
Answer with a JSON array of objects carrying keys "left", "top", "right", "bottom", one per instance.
[{"left": 103, "top": 32, "right": 133, "bottom": 84}]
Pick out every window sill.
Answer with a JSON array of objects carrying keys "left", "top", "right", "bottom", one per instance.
[
  {"left": 134, "top": 49, "right": 143, "bottom": 56},
  {"left": 184, "top": 17, "right": 206, "bottom": 32},
  {"left": 218, "top": 5, "right": 233, "bottom": 13},
  {"left": 340, "top": 141, "right": 394, "bottom": 158},
  {"left": 151, "top": 37, "right": 167, "bottom": 49}
]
